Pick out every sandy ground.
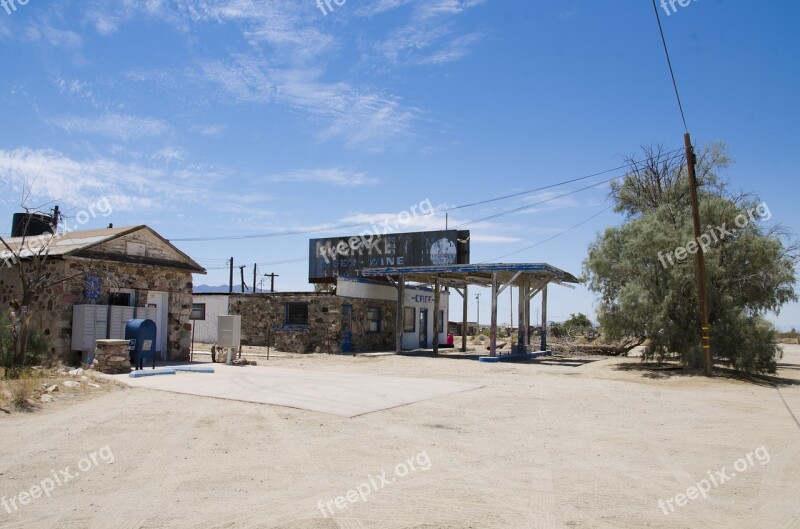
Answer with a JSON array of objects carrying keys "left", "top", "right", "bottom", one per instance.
[{"left": 1, "top": 344, "right": 799, "bottom": 529}]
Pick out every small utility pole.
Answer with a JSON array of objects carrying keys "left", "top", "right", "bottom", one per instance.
[
  {"left": 228, "top": 257, "right": 234, "bottom": 294},
  {"left": 253, "top": 263, "right": 257, "bottom": 293},
  {"left": 239, "top": 265, "right": 246, "bottom": 293},
  {"left": 685, "top": 133, "right": 711, "bottom": 375},
  {"left": 264, "top": 273, "right": 279, "bottom": 293}
]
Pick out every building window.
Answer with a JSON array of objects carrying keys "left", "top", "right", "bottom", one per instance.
[
  {"left": 286, "top": 302, "right": 309, "bottom": 326},
  {"left": 367, "top": 307, "right": 381, "bottom": 333},
  {"left": 191, "top": 303, "right": 206, "bottom": 320},
  {"left": 403, "top": 307, "right": 415, "bottom": 332},
  {"left": 439, "top": 310, "right": 445, "bottom": 333}
]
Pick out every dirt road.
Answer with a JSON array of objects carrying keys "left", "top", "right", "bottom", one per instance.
[{"left": 2, "top": 346, "right": 799, "bottom": 528}]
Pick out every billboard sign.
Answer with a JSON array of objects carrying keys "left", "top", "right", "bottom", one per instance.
[{"left": 309, "top": 230, "right": 470, "bottom": 282}]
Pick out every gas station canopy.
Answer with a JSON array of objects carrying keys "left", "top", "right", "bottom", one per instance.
[
  {"left": 362, "top": 263, "right": 579, "bottom": 288},
  {"left": 362, "top": 263, "right": 580, "bottom": 359}
]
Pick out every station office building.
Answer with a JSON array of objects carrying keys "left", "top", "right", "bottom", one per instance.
[
  {"left": 192, "top": 278, "right": 449, "bottom": 353},
  {"left": 193, "top": 230, "right": 468, "bottom": 354},
  {"left": 192, "top": 278, "right": 449, "bottom": 354}
]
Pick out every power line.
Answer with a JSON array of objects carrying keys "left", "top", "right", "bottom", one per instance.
[
  {"left": 170, "top": 223, "right": 365, "bottom": 243},
  {"left": 437, "top": 147, "right": 683, "bottom": 214},
  {"left": 454, "top": 148, "right": 685, "bottom": 229},
  {"left": 483, "top": 205, "right": 615, "bottom": 263},
  {"left": 169, "top": 149, "right": 684, "bottom": 243},
  {"left": 455, "top": 178, "right": 616, "bottom": 228},
  {"left": 651, "top": 0, "right": 689, "bottom": 132}
]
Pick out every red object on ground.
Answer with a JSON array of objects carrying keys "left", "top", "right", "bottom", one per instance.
[{"left": 447, "top": 333, "right": 455, "bottom": 346}]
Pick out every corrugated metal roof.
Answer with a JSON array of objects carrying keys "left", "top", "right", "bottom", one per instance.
[
  {"left": 0, "top": 225, "right": 206, "bottom": 273},
  {"left": 361, "top": 263, "right": 580, "bottom": 287}
]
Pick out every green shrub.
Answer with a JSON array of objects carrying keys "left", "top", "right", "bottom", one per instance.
[{"left": 1, "top": 315, "right": 51, "bottom": 379}]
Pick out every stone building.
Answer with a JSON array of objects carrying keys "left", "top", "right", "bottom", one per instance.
[
  {"left": 0, "top": 225, "right": 205, "bottom": 363},
  {"left": 193, "top": 278, "right": 449, "bottom": 354}
]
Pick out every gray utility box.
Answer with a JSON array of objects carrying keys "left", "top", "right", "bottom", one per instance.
[
  {"left": 72, "top": 305, "right": 109, "bottom": 351},
  {"left": 217, "top": 315, "right": 241, "bottom": 348},
  {"left": 109, "top": 306, "right": 135, "bottom": 340}
]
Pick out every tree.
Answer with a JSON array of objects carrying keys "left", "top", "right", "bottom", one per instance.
[
  {"left": 0, "top": 208, "right": 67, "bottom": 375},
  {"left": 0, "top": 202, "right": 119, "bottom": 377},
  {"left": 583, "top": 143, "right": 797, "bottom": 373},
  {"left": 564, "top": 313, "right": 592, "bottom": 331}
]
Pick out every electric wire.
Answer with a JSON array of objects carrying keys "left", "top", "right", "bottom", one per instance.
[
  {"left": 454, "top": 149, "right": 685, "bottom": 229},
  {"left": 437, "top": 146, "right": 684, "bottom": 214},
  {"left": 483, "top": 204, "right": 615, "bottom": 263},
  {"left": 168, "top": 149, "right": 684, "bottom": 243},
  {"left": 651, "top": 0, "right": 689, "bottom": 132}
]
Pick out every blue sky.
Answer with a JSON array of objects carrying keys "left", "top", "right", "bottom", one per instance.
[{"left": 0, "top": 0, "right": 798, "bottom": 329}]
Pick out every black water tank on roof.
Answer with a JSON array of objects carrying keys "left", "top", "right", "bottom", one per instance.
[{"left": 11, "top": 213, "right": 55, "bottom": 238}]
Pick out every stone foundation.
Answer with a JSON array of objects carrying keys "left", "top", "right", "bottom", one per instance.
[{"left": 94, "top": 339, "right": 131, "bottom": 374}]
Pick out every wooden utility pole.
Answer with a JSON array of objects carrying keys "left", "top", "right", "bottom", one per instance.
[
  {"left": 264, "top": 273, "right": 279, "bottom": 293},
  {"left": 239, "top": 265, "right": 246, "bottom": 293},
  {"left": 228, "top": 257, "right": 234, "bottom": 294},
  {"left": 685, "top": 132, "right": 712, "bottom": 375}
]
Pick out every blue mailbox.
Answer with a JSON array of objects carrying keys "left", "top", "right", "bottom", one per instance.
[{"left": 125, "top": 319, "right": 158, "bottom": 370}]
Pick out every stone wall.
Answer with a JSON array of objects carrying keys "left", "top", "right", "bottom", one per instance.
[
  {"left": 94, "top": 339, "right": 131, "bottom": 374},
  {"left": 0, "top": 257, "right": 195, "bottom": 363},
  {"left": 228, "top": 293, "right": 396, "bottom": 354}
]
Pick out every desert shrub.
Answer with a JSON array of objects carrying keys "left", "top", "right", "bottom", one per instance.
[
  {"left": 1, "top": 315, "right": 51, "bottom": 378},
  {"left": 9, "top": 377, "right": 37, "bottom": 409}
]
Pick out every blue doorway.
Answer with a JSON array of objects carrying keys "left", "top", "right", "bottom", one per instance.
[{"left": 341, "top": 304, "right": 352, "bottom": 353}]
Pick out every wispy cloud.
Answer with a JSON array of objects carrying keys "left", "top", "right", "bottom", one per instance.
[
  {"left": 85, "top": 9, "right": 123, "bottom": 36},
  {"left": 190, "top": 123, "right": 226, "bottom": 137},
  {"left": 370, "top": 0, "right": 486, "bottom": 66},
  {"left": 356, "top": 0, "right": 415, "bottom": 17},
  {"left": 24, "top": 22, "right": 82, "bottom": 48},
  {"left": 153, "top": 147, "right": 185, "bottom": 163},
  {"left": 471, "top": 234, "right": 522, "bottom": 244},
  {"left": 50, "top": 113, "right": 171, "bottom": 141},
  {"left": 202, "top": 59, "right": 416, "bottom": 150},
  {"left": 0, "top": 148, "right": 267, "bottom": 218},
  {"left": 416, "top": 33, "right": 483, "bottom": 65},
  {"left": 15, "top": 0, "right": 485, "bottom": 153},
  {"left": 266, "top": 168, "right": 378, "bottom": 187},
  {"left": 0, "top": 147, "right": 166, "bottom": 211}
]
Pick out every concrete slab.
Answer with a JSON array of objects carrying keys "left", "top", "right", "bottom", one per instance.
[
  {"left": 479, "top": 351, "right": 552, "bottom": 363},
  {"left": 128, "top": 369, "right": 176, "bottom": 378},
  {"left": 111, "top": 364, "right": 483, "bottom": 417},
  {"left": 173, "top": 365, "right": 215, "bottom": 373}
]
